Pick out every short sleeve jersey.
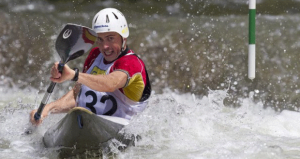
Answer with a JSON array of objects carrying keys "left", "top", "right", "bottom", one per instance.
[{"left": 82, "top": 47, "right": 151, "bottom": 102}]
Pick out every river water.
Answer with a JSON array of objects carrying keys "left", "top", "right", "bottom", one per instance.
[{"left": 1, "top": 0, "right": 300, "bottom": 158}]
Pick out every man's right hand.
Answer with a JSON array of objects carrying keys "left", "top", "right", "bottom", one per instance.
[{"left": 29, "top": 109, "right": 48, "bottom": 126}]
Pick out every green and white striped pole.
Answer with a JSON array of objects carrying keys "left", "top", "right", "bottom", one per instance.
[{"left": 248, "top": 0, "right": 256, "bottom": 80}]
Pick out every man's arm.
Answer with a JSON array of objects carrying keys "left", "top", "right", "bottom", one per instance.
[
  {"left": 47, "top": 82, "right": 81, "bottom": 113},
  {"left": 76, "top": 71, "right": 128, "bottom": 92},
  {"left": 30, "top": 82, "right": 81, "bottom": 125},
  {"left": 50, "top": 62, "right": 128, "bottom": 92}
]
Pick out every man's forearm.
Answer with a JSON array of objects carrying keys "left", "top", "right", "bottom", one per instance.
[
  {"left": 76, "top": 71, "right": 127, "bottom": 92},
  {"left": 46, "top": 83, "right": 81, "bottom": 114}
]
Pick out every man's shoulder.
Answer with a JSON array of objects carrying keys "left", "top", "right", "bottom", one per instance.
[
  {"left": 116, "top": 50, "right": 144, "bottom": 65},
  {"left": 119, "top": 50, "right": 140, "bottom": 60},
  {"left": 89, "top": 47, "right": 101, "bottom": 58},
  {"left": 83, "top": 47, "right": 101, "bottom": 72},
  {"left": 113, "top": 50, "right": 146, "bottom": 74}
]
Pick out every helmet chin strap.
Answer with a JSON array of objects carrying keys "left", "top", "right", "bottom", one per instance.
[
  {"left": 121, "top": 38, "right": 126, "bottom": 52},
  {"left": 118, "top": 38, "right": 126, "bottom": 56}
]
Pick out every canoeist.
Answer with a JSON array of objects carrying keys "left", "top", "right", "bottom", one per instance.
[{"left": 30, "top": 8, "right": 151, "bottom": 125}]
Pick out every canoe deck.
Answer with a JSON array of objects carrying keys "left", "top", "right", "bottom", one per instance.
[{"left": 43, "top": 107, "right": 131, "bottom": 157}]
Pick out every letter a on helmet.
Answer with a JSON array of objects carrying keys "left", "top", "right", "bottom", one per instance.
[{"left": 92, "top": 8, "right": 129, "bottom": 38}]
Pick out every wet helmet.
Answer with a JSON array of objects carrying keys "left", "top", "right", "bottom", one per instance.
[{"left": 92, "top": 8, "right": 129, "bottom": 38}]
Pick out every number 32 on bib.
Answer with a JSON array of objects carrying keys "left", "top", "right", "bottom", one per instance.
[{"left": 77, "top": 86, "right": 118, "bottom": 116}]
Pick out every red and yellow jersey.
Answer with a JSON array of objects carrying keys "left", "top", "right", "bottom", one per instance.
[
  {"left": 83, "top": 47, "right": 151, "bottom": 102},
  {"left": 77, "top": 47, "right": 151, "bottom": 119}
]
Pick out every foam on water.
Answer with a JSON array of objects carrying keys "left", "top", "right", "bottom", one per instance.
[
  {"left": 115, "top": 89, "right": 300, "bottom": 159},
  {"left": 0, "top": 86, "right": 61, "bottom": 159},
  {"left": 1, "top": 88, "right": 300, "bottom": 159}
]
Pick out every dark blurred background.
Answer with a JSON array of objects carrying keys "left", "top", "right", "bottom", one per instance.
[{"left": 1, "top": 0, "right": 300, "bottom": 111}]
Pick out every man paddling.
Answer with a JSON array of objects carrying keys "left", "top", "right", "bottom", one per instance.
[{"left": 30, "top": 8, "right": 151, "bottom": 125}]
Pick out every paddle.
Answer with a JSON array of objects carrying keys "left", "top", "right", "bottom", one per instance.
[{"left": 25, "top": 23, "right": 96, "bottom": 134}]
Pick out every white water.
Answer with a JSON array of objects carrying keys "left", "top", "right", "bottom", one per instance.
[{"left": 1, "top": 87, "right": 300, "bottom": 159}]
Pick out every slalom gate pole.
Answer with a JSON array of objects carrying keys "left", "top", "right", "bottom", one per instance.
[{"left": 248, "top": 0, "right": 256, "bottom": 80}]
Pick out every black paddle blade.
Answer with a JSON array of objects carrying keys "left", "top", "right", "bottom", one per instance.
[{"left": 55, "top": 23, "right": 97, "bottom": 63}]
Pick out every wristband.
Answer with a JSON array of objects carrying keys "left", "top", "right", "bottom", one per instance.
[{"left": 72, "top": 68, "right": 79, "bottom": 81}]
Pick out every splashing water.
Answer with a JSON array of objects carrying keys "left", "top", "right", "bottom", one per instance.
[
  {"left": 1, "top": 88, "right": 300, "bottom": 158},
  {"left": 2, "top": 1, "right": 300, "bottom": 158},
  {"left": 108, "top": 89, "right": 300, "bottom": 159}
]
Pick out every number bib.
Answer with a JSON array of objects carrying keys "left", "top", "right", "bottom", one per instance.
[{"left": 76, "top": 85, "right": 119, "bottom": 116}]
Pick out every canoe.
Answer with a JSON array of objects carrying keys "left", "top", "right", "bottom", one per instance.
[{"left": 43, "top": 107, "right": 130, "bottom": 157}]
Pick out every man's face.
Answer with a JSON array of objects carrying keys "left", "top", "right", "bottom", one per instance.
[{"left": 96, "top": 32, "right": 123, "bottom": 62}]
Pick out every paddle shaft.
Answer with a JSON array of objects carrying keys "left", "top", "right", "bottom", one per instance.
[{"left": 34, "top": 62, "right": 64, "bottom": 121}]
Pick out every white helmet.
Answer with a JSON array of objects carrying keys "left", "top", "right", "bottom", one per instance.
[{"left": 92, "top": 8, "right": 129, "bottom": 38}]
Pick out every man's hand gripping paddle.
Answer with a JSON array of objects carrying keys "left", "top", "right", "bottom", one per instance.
[{"left": 25, "top": 23, "right": 96, "bottom": 134}]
